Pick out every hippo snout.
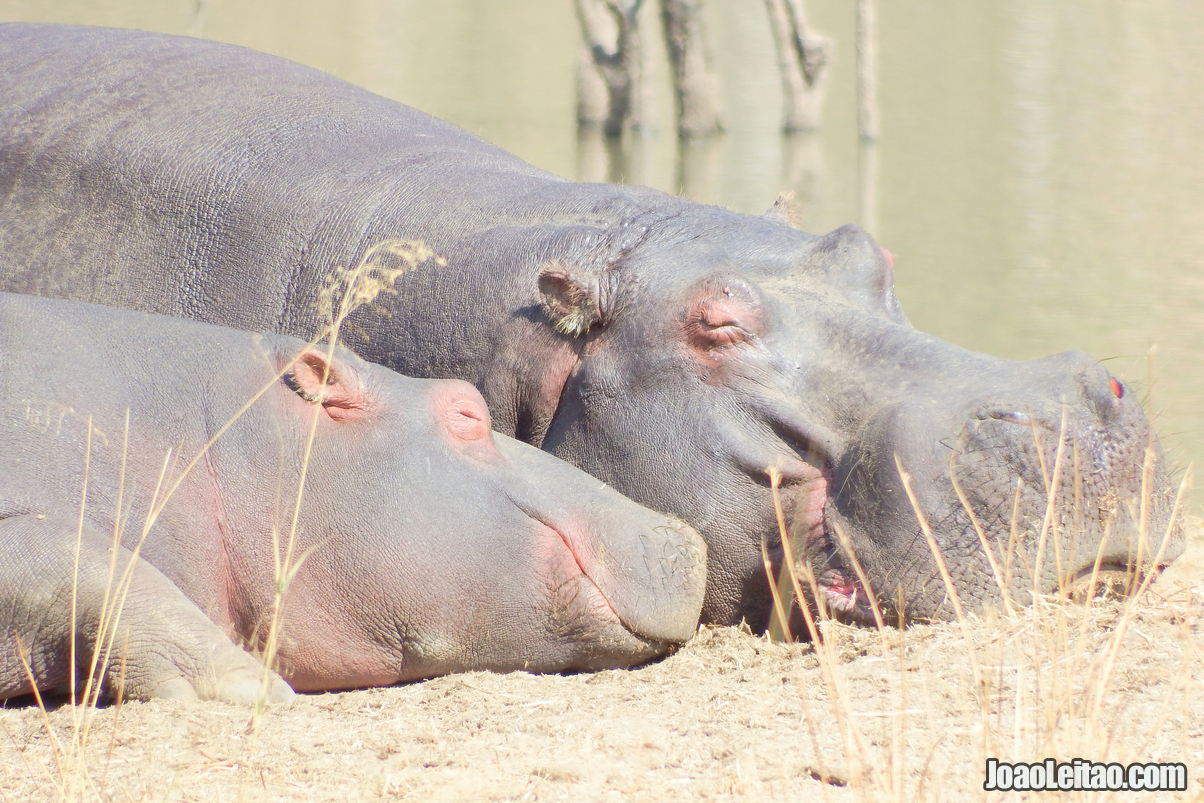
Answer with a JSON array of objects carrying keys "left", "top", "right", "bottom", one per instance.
[
  {"left": 825, "top": 353, "right": 1181, "bottom": 622},
  {"left": 494, "top": 438, "right": 707, "bottom": 651},
  {"left": 553, "top": 513, "right": 707, "bottom": 646}
]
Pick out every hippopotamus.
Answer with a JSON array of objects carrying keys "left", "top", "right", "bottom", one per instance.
[
  {"left": 0, "top": 24, "right": 1183, "bottom": 627},
  {"left": 0, "top": 291, "right": 705, "bottom": 703}
]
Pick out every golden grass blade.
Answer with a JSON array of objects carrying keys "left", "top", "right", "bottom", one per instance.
[
  {"left": 68, "top": 416, "right": 94, "bottom": 717},
  {"left": 948, "top": 456, "right": 1015, "bottom": 616},
  {"left": 1031, "top": 406, "right": 1069, "bottom": 599},
  {"left": 764, "top": 468, "right": 794, "bottom": 642},
  {"left": 15, "top": 636, "right": 66, "bottom": 790}
]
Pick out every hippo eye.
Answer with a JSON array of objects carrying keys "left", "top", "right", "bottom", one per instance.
[
  {"left": 444, "top": 398, "right": 491, "bottom": 441},
  {"left": 683, "top": 281, "right": 763, "bottom": 354},
  {"left": 699, "top": 322, "right": 750, "bottom": 346},
  {"left": 688, "top": 313, "right": 752, "bottom": 349},
  {"left": 688, "top": 302, "right": 755, "bottom": 349}
]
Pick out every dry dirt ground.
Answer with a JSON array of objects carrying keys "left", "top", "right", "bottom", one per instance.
[{"left": 1, "top": 525, "right": 1200, "bottom": 800}]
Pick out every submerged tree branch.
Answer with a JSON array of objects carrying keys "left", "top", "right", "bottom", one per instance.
[
  {"left": 763, "top": 0, "right": 831, "bottom": 132},
  {"left": 659, "top": 0, "right": 723, "bottom": 138},
  {"left": 575, "top": 0, "right": 647, "bottom": 135},
  {"left": 856, "top": 0, "right": 880, "bottom": 141}
]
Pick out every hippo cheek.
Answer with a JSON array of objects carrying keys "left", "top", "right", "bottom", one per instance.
[
  {"left": 702, "top": 470, "right": 846, "bottom": 629},
  {"left": 266, "top": 604, "right": 410, "bottom": 692}
]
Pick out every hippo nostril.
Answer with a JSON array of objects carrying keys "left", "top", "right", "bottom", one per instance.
[
  {"left": 443, "top": 399, "right": 490, "bottom": 441},
  {"left": 978, "top": 410, "right": 1032, "bottom": 427},
  {"left": 429, "top": 380, "right": 494, "bottom": 444}
]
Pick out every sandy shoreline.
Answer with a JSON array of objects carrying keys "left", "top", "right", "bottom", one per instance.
[{"left": 2, "top": 525, "right": 1199, "bottom": 800}]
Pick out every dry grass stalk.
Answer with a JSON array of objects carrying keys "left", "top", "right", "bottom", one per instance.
[{"left": 757, "top": 426, "right": 1195, "bottom": 798}]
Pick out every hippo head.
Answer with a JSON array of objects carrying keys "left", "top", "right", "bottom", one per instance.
[
  {"left": 534, "top": 210, "right": 1183, "bottom": 627},
  {"left": 251, "top": 346, "right": 705, "bottom": 690}
]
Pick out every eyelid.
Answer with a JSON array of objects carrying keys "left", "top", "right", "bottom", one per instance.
[
  {"left": 698, "top": 320, "right": 751, "bottom": 346},
  {"left": 699, "top": 305, "right": 740, "bottom": 328},
  {"left": 685, "top": 287, "right": 763, "bottom": 350}
]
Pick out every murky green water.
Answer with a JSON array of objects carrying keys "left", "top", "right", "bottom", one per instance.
[{"left": 5, "top": 0, "right": 1202, "bottom": 504}]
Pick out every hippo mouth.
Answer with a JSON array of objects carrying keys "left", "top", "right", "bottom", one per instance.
[
  {"left": 780, "top": 475, "right": 882, "bottom": 626},
  {"left": 806, "top": 521, "right": 881, "bottom": 625},
  {"left": 524, "top": 512, "right": 670, "bottom": 666},
  {"left": 545, "top": 521, "right": 628, "bottom": 627},
  {"left": 799, "top": 493, "right": 1180, "bottom": 628}
]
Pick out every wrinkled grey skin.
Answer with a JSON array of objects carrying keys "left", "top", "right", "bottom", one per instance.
[
  {"left": 0, "top": 292, "right": 705, "bottom": 703},
  {"left": 0, "top": 25, "right": 1182, "bottom": 628}
]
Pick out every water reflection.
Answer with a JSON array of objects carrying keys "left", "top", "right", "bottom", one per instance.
[
  {"left": 675, "top": 136, "right": 723, "bottom": 203},
  {"left": 781, "top": 133, "right": 825, "bottom": 215},
  {"left": 856, "top": 140, "right": 878, "bottom": 235}
]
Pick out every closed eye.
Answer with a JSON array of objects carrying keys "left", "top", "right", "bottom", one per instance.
[
  {"left": 683, "top": 280, "right": 764, "bottom": 352},
  {"left": 699, "top": 322, "right": 751, "bottom": 346}
]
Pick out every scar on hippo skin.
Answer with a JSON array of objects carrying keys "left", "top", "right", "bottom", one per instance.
[
  {"left": 281, "top": 349, "right": 372, "bottom": 422},
  {"left": 6, "top": 398, "right": 113, "bottom": 445}
]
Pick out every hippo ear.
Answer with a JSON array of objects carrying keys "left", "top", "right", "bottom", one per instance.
[
  {"left": 537, "top": 263, "right": 605, "bottom": 337},
  {"left": 764, "top": 191, "right": 804, "bottom": 229},
  {"left": 283, "top": 349, "right": 370, "bottom": 422}
]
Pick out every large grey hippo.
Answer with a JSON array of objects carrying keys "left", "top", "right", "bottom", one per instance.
[
  {"left": 0, "top": 24, "right": 1182, "bottom": 627},
  {"left": 0, "top": 291, "right": 705, "bottom": 702}
]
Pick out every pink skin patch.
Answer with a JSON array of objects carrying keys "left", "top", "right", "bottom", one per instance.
[
  {"left": 820, "top": 569, "right": 856, "bottom": 597},
  {"left": 818, "top": 567, "right": 863, "bottom": 613},
  {"left": 442, "top": 396, "right": 490, "bottom": 441},
  {"left": 880, "top": 246, "right": 895, "bottom": 270},
  {"left": 791, "top": 473, "right": 828, "bottom": 543},
  {"left": 782, "top": 473, "right": 873, "bottom": 616},
  {"left": 1109, "top": 377, "right": 1125, "bottom": 399},
  {"left": 320, "top": 395, "right": 368, "bottom": 423},
  {"left": 530, "top": 342, "right": 580, "bottom": 442}
]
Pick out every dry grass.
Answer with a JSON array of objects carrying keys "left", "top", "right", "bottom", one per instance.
[
  {"left": 0, "top": 520, "right": 1198, "bottom": 799},
  {"left": 251, "top": 238, "right": 443, "bottom": 729}
]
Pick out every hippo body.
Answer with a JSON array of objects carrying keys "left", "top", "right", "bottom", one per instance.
[
  {"left": 0, "top": 24, "right": 1181, "bottom": 627},
  {"left": 0, "top": 291, "right": 705, "bottom": 702}
]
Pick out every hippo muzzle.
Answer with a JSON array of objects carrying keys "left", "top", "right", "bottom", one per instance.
[
  {"left": 815, "top": 349, "right": 1184, "bottom": 624},
  {"left": 498, "top": 436, "right": 708, "bottom": 654}
]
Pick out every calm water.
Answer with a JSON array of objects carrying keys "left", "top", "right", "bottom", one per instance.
[{"left": 6, "top": 0, "right": 1203, "bottom": 504}]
